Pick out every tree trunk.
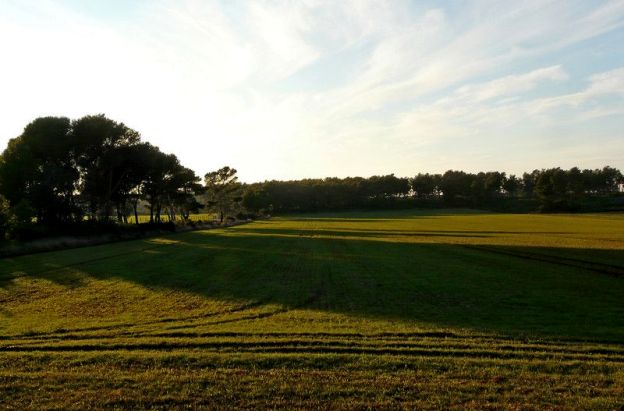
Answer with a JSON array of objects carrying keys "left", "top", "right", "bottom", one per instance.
[{"left": 133, "top": 201, "right": 139, "bottom": 225}]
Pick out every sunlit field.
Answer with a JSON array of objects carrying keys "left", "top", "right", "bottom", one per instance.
[
  {"left": 1, "top": 209, "right": 623, "bottom": 409},
  {"left": 126, "top": 213, "right": 217, "bottom": 224}
]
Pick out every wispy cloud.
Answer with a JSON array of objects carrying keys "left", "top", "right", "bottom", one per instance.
[
  {"left": 453, "top": 66, "right": 569, "bottom": 103},
  {"left": 0, "top": 0, "right": 623, "bottom": 179},
  {"left": 528, "top": 67, "right": 624, "bottom": 114}
]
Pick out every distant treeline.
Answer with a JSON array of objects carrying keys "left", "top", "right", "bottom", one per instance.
[
  {"left": 1, "top": 115, "right": 623, "bottom": 240},
  {"left": 242, "top": 167, "right": 623, "bottom": 214}
]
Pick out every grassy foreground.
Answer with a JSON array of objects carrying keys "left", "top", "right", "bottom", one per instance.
[{"left": 1, "top": 209, "right": 623, "bottom": 409}]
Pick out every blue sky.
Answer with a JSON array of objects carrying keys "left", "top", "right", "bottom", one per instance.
[{"left": 1, "top": 0, "right": 623, "bottom": 182}]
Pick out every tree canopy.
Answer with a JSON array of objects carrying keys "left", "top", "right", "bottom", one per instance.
[
  {"left": 0, "top": 115, "right": 204, "bottom": 231},
  {"left": 204, "top": 167, "right": 242, "bottom": 223},
  {"left": 0, "top": 114, "right": 622, "bottom": 241}
]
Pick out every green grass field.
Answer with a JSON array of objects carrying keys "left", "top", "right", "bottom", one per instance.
[{"left": 1, "top": 209, "right": 623, "bottom": 409}]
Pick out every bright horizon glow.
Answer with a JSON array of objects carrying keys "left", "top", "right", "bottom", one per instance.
[{"left": 1, "top": 0, "right": 623, "bottom": 182}]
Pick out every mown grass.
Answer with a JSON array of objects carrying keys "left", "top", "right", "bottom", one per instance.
[{"left": 1, "top": 209, "right": 623, "bottom": 409}]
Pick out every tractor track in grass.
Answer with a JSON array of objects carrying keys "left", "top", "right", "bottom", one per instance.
[
  {"left": 6, "top": 328, "right": 624, "bottom": 348},
  {"left": 1, "top": 340, "right": 623, "bottom": 363},
  {"left": 164, "top": 307, "right": 292, "bottom": 329},
  {"left": 1, "top": 212, "right": 623, "bottom": 409},
  {"left": 3, "top": 338, "right": 623, "bottom": 358},
  {"left": 3, "top": 328, "right": 624, "bottom": 361},
  {"left": 87, "top": 333, "right": 624, "bottom": 349},
  {"left": 465, "top": 245, "right": 624, "bottom": 277},
  {"left": 0, "top": 300, "right": 269, "bottom": 340}
]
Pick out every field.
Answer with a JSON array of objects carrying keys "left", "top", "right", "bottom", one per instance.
[
  {"left": 127, "top": 213, "right": 217, "bottom": 224},
  {"left": 1, "top": 209, "right": 623, "bottom": 409}
]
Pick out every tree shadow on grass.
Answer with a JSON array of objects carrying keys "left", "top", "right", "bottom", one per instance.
[
  {"left": 231, "top": 227, "right": 494, "bottom": 238},
  {"left": 285, "top": 208, "right": 488, "bottom": 220},
  {"left": 1, "top": 227, "right": 623, "bottom": 341},
  {"left": 241, "top": 226, "right": 572, "bottom": 235}
]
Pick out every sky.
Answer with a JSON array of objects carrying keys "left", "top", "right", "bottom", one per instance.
[{"left": 0, "top": 0, "right": 623, "bottom": 182}]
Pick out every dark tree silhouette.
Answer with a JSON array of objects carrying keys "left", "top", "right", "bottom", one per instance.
[
  {"left": 0, "top": 117, "right": 77, "bottom": 224},
  {"left": 72, "top": 114, "right": 141, "bottom": 221},
  {"left": 0, "top": 115, "right": 623, "bottom": 241},
  {"left": 0, "top": 115, "right": 204, "bottom": 235},
  {"left": 204, "top": 167, "right": 241, "bottom": 223}
]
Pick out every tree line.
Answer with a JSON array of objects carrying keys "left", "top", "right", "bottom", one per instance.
[
  {"left": 242, "top": 168, "right": 622, "bottom": 214},
  {"left": 1, "top": 115, "right": 623, "bottom": 240}
]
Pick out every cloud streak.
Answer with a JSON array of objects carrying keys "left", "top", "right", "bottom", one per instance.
[{"left": 0, "top": 0, "right": 623, "bottom": 180}]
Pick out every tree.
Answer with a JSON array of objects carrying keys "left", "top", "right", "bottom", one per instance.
[
  {"left": 0, "top": 117, "right": 78, "bottom": 224},
  {"left": 163, "top": 165, "right": 204, "bottom": 222},
  {"left": 364, "top": 174, "right": 410, "bottom": 199},
  {"left": 522, "top": 171, "right": 539, "bottom": 197},
  {"left": 597, "top": 166, "right": 622, "bottom": 193},
  {"left": 502, "top": 174, "right": 521, "bottom": 196},
  {"left": 0, "top": 195, "right": 11, "bottom": 239},
  {"left": 534, "top": 168, "right": 569, "bottom": 210},
  {"left": 467, "top": 171, "right": 505, "bottom": 205},
  {"left": 440, "top": 170, "right": 473, "bottom": 204},
  {"left": 140, "top": 146, "right": 178, "bottom": 223},
  {"left": 126, "top": 146, "right": 204, "bottom": 224},
  {"left": 484, "top": 172, "right": 504, "bottom": 200},
  {"left": 567, "top": 167, "right": 584, "bottom": 196},
  {"left": 534, "top": 168, "right": 568, "bottom": 200},
  {"left": 204, "top": 167, "right": 241, "bottom": 223},
  {"left": 242, "top": 187, "right": 271, "bottom": 214},
  {"left": 72, "top": 114, "right": 141, "bottom": 221},
  {"left": 412, "top": 173, "right": 440, "bottom": 198}
]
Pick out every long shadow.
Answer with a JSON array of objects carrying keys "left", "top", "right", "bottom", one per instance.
[
  {"left": 1, "top": 227, "right": 623, "bottom": 342},
  {"left": 256, "top": 227, "right": 572, "bottom": 235},
  {"left": 232, "top": 227, "right": 494, "bottom": 238},
  {"left": 285, "top": 208, "right": 488, "bottom": 220}
]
